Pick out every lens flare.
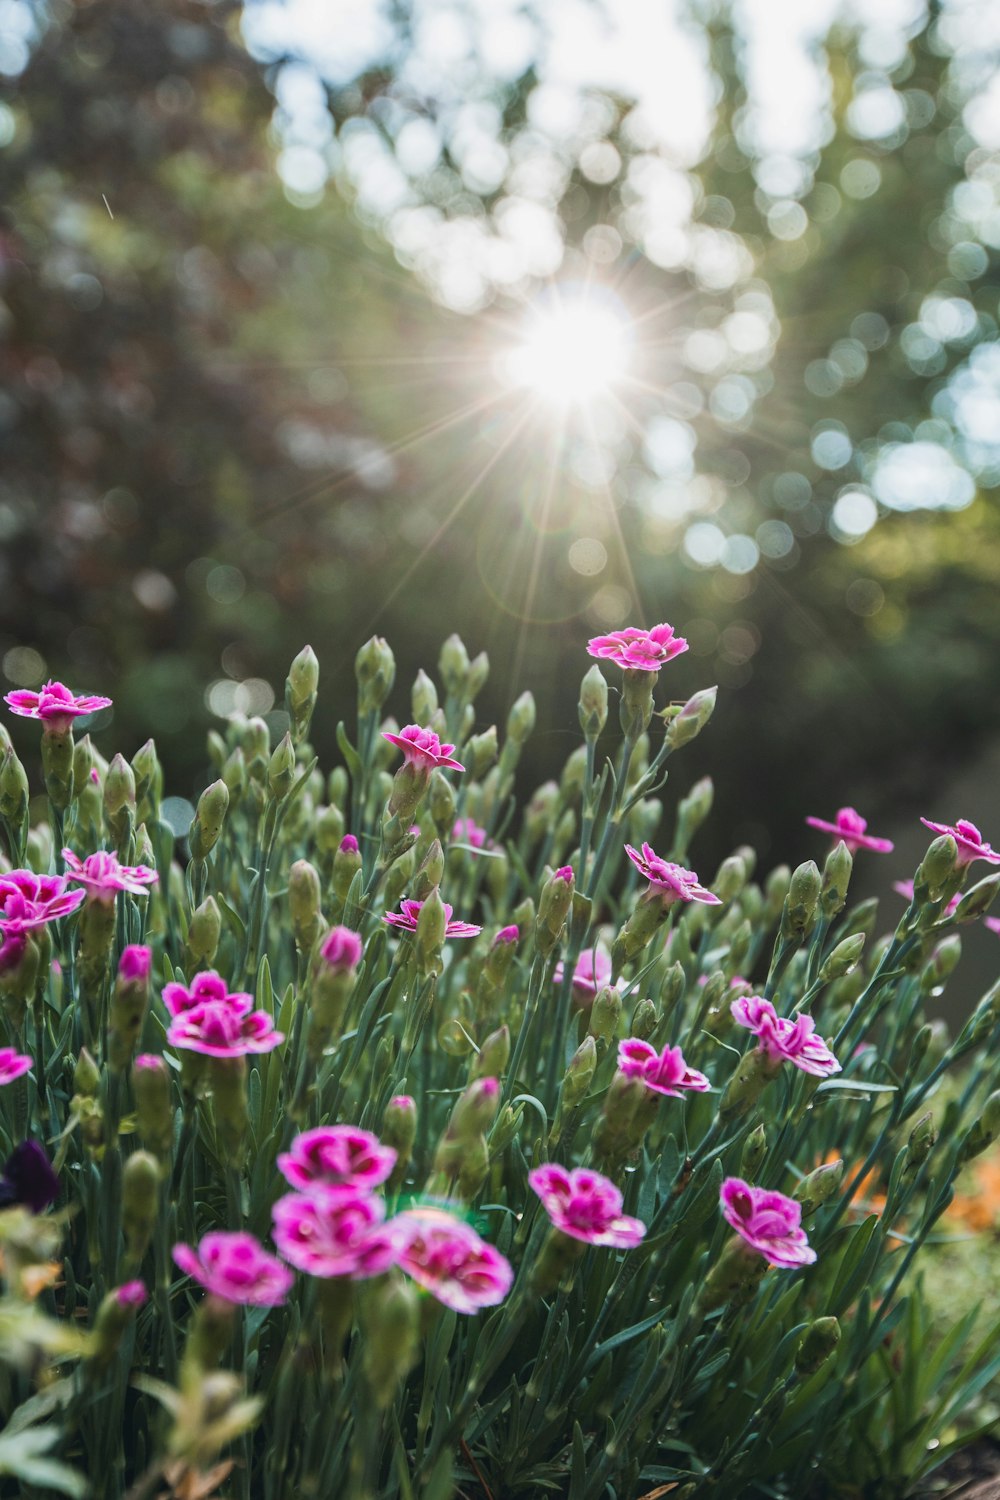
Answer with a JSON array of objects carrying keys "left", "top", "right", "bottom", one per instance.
[{"left": 503, "top": 293, "right": 632, "bottom": 404}]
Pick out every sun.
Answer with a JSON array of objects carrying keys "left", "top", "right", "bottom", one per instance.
[{"left": 502, "top": 290, "right": 632, "bottom": 405}]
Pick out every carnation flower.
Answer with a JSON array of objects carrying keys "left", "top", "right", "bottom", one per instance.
[
  {"left": 805, "top": 807, "right": 893, "bottom": 854},
  {"left": 528, "top": 1164, "right": 646, "bottom": 1248},
  {"left": 320, "top": 925, "right": 364, "bottom": 970},
  {"left": 115, "top": 1281, "right": 148, "bottom": 1308},
  {"left": 339, "top": 834, "right": 360, "bottom": 854},
  {"left": 0, "top": 871, "right": 85, "bottom": 933},
  {"left": 277, "top": 1125, "right": 396, "bottom": 1192},
  {"left": 383, "top": 898, "right": 481, "bottom": 938},
  {"left": 553, "top": 946, "right": 612, "bottom": 1006},
  {"left": 617, "top": 1038, "right": 710, "bottom": 1097},
  {"left": 166, "top": 993, "right": 284, "bottom": 1058},
  {"left": 731, "top": 995, "right": 840, "bottom": 1078},
  {"left": 162, "top": 971, "right": 251, "bottom": 1017},
  {"left": 0, "top": 1047, "right": 33, "bottom": 1086},
  {"left": 382, "top": 725, "right": 465, "bottom": 773},
  {"left": 587, "top": 624, "right": 688, "bottom": 673},
  {"left": 118, "top": 945, "right": 151, "bottom": 983},
  {"left": 392, "top": 1208, "right": 514, "bottom": 1314},
  {"left": 5, "top": 681, "right": 112, "bottom": 732},
  {"left": 720, "top": 1178, "right": 816, "bottom": 1268},
  {"left": 493, "top": 925, "right": 519, "bottom": 945},
  {"left": 62, "top": 850, "right": 158, "bottom": 902},
  {"left": 451, "top": 817, "right": 488, "bottom": 849},
  {"left": 624, "top": 843, "right": 722, "bottom": 906},
  {"left": 172, "top": 1231, "right": 293, "bottom": 1306},
  {"left": 272, "top": 1186, "right": 400, "bottom": 1279},
  {"left": 920, "top": 817, "right": 1000, "bottom": 869}
]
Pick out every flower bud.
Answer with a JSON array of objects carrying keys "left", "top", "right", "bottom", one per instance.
[
  {"left": 407, "top": 839, "right": 441, "bottom": 903},
  {"left": 473, "top": 1026, "right": 510, "bottom": 1080},
  {"left": 211, "top": 1057, "right": 249, "bottom": 1168},
  {"left": 513, "top": 896, "right": 535, "bottom": 932},
  {"left": 181, "top": 897, "right": 220, "bottom": 974},
  {"left": 189, "top": 779, "right": 229, "bottom": 861},
  {"left": 75, "top": 1048, "right": 101, "bottom": 1097},
  {"left": 333, "top": 835, "right": 363, "bottom": 905},
  {"left": 676, "top": 777, "right": 714, "bottom": 850},
  {"left": 660, "top": 962, "right": 685, "bottom": 1018},
  {"left": 560, "top": 1036, "right": 597, "bottom": 1113},
  {"left": 428, "top": 770, "right": 457, "bottom": 840},
  {"left": 740, "top": 1124, "right": 767, "bottom": 1180},
  {"left": 915, "top": 835, "right": 958, "bottom": 901},
  {"left": 630, "top": 997, "right": 658, "bottom": 1040},
  {"left": 781, "top": 861, "right": 822, "bottom": 941},
  {"left": 713, "top": 856, "right": 747, "bottom": 905},
  {"left": 316, "top": 802, "right": 345, "bottom": 858},
  {"left": 592, "top": 1071, "right": 647, "bottom": 1165},
  {"left": 958, "top": 1091, "right": 1000, "bottom": 1165},
  {"left": 926, "top": 936, "right": 962, "bottom": 988},
  {"left": 466, "top": 726, "right": 498, "bottom": 779},
  {"left": 439, "top": 634, "right": 471, "bottom": 698},
  {"left": 122, "top": 1150, "right": 160, "bottom": 1264},
  {"left": 411, "top": 669, "right": 439, "bottom": 725},
  {"left": 267, "top": 733, "right": 296, "bottom": 801},
  {"left": 360, "top": 1277, "right": 421, "bottom": 1408},
  {"left": 90, "top": 1282, "right": 147, "bottom": 1372},
  {"left": 588, "top": 986, "right": 622, "bottom": 1044},
  {"left": 719, "top": 1046, "right": 771, "bottom": 1123},
  {"left": 906, "top": 1112, "right": 936, "bottom": 1171},
  {"left": 795, "top": 1317, "right": 840, "bottom": 1377},
  {"left": 490, "top": 1102, "right": 523, "bottom": 1154},
  {"left": 817, "top": 932, "right": 866, "bottom": 983},
  {"left": 220, "top": 747, "right": 247, "bottom": 807},
  {"left": 839, "top": 897, "right": 880, "bottom": 944},
  {"left": 524, "top": 782, "right": 559, "bottom": 846},
  {"left": 286, "top": 645, "right": 319, "bottom": 744},
  {"left": 619, "top": 667, "right": 655, "bottom": 739},
  {"left": 764, "top": 865, "right": 791, "bottom": 922},
  {"left": 108, "top": 946, "right": 152, "bottom": 1072},
  {"left": 578, "top": 666, "right": 609, "bottom": 742},
  {"left": 356, "top": 636, "right": 396, "bottom": 714},
  {"left": 506, "top": 691, "right": 536, "bottom": 746},
  {"left": 132, "top": 739, "right": 162, "bottom": 821},
  {"left": 288, "top": 859, "right": 324, "bottom": 956},
  {"left": 415, "top": 887, "right": 447, "bottom": 976},
  {"left": 954, "top": 874, "right": 1000, "bottom": 923},
  {"left": 104, "top": 753, "right": 136, "bottom": 843},
  {"left": 535, "top": 867, "right": 574, "bottom": 957},
  {"left": 695, "top": 1236, "right": 767, "bottom": 1315},
  {"left": 450, "top": 1077, "right": 500, "bottom": 1140},
  {"left": 133, "top": 1055, "right": 173, "bottom": 1161},
  {"left": 468, "top": 652, "right": 489, "bottom": 701},
  {"left": 383, "top": 1095, "right": 417, "bottom": 1187},
  {"left": 0, "top": 746, "right": 29, "bottom": 824},
  {"left": 821, "top": 841, "right": 853, "bottom": 919},
  {"left": 664, "top": 686, "right": 717, "bottom": 752},
  {"left": 792, "top": 1159, "right": 843, "bottom": 1215}
]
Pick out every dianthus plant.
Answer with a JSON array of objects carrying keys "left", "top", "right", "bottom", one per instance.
[{"left": 0, "top": 635, "right": 998, "bottom": 1500}]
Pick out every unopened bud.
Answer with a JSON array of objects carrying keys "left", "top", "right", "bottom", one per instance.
[
  {"left": 927, "top": 936, "right": 962, "bottom": 987},
  {"left": 764, "top": 865, "right": 791, "bottom": 922},
  {"left": 713, "top": 856, "right": 747, "bottom": 905},
  {"left": 122, "top": 1151, "right": 160, "bottom": 1262},
  {"left": 415, "top": 887, "right": 447, "bottom": 976},
  {"left": 821, "top": 841, "right": 854, "bottom": 919},
  {"left": 90, "top": 1282, "right": 147, "bottom": 1372},
  {"left": 286, "top": 645, "right": 319, "bottom": 743},
  {"left": 355, "top": 636, "right": 396, "bottom": 714},
  {"left": 333, "top": 834, "right": 362, "bottom": 904},
  {"left": 288, "top": 859, "right": 323, "bottom": 955},
  {"left": 954, "top": 874, "right": 1000, "bottom": 923},
  {"left": 740, "top": 1124, "right": 767, "bottom": 1180},
  {"left": 450, "top": 1076, "right": 500, "bottom": 1139},
  {"left": 535, "top": 867, "right": 574, "bottom": 956},
  {"left": 316, "top": 803, "right": 345, "bottom": 857},
  {"left": 958, "top": 1091, "right": 1000, "bottom": 1165},
  {"left": 792, "top": 1160, "right": 843, "bottom": 1215},
  {"left": 439, "top": 634, "right": 471, "bottom": 698},
  {"left": 561, "top": 1036, "right": 597, "bottom": 1111},
  {"left": 74, "top": 1048, "right": 101, "bottom": 1098},
  {"left": 818, "top": 932, "right": 866, "bottom": 983},
  {"left": 360, "top": 1276, "right": 420, "bottom": 1407},
  {"left": 267, "top": 733, "right": 296, "bottom": 801},
  {"left": 108, "top": 945, "right": 152, "bottom": 1072},
  {"left": 428, "top": 770, "right": 457, "bottom": 840},
  {"left": 221, "top": 747, "right": 247, "bottom": 805},
  {"left": 104, "top": 753, "right": 136, "bottom": 843},
  {"left": 795, "top": 1317, "right": 841, "bottom": 1376},
  {"left": 133, "top": 1055, "right": 173, "bottom": 1160},
  {"left": 906, "top": 1112, "right": 936, "bottom": 1171},
  {"left": 466, "top": 726, "right": 498, "bottom": 779},
  {"left": 185, "top": 897, "right": 222, "bottom": 971},
  {"left": 719, "top": 1047, "right": 771, "bottom": 1123},
  {"left": 663, "top": 685, "right": 718, "bottom": 752},
  {"left": 383, "top": 1095, "right": 417, "bottom": 1181},
  {"left": 578, "top": 666, "right": 609, "bottom": 742},
  {"left": 676, "top": 777, "right": 714, "bottom": 850},
  {"left": 132, "top": 739, "right": 162, "bottom": 820},
  {"left": 588, "top": 986, "right": 622, "bottom": 1044},
  {"left": 189, "top": 779, "right": 229, "bottom": 861},
  {"left": 506, "top": 691, "right": 536, "bottom": 746},
  {"left": 781, "top": 861, "right": 822, "bottom": 941},
  {"left": 915, "top": 836, "right": 958, "bottom": 901},
  {"left": 411, "top": 669, "right": 438, "bottom": 725},
  {"left": 630, "top": 997, "right": 657, "bottom": 1040},
  {"left": 0, "top": 747, "right": 29, "bottom": 824}
]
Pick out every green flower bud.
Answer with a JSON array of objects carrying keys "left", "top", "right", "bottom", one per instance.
[
  {"left": 740, "top": 1124, "right": 767, "bottom": 1180},
  {"left": 592, "top": 1071, "right": 647, "bottom": 1166},
  {"left": 839, "top": 897, "right": 880, "bottom": 944},
  {"left": 450, "top": 1076, "right": 501, "bottom": 1140},
  {"left": 104, "top": 753, "right": 136, "bottom": 839},
  {"left": 360, "top": 1277, "right": 421, "bottom": 1408},
  {"left": 218, "top": 747, "right": 246, "bottom": 807},
  {"left": 288, "top": 859, "right": 324, "bottom": 955},
  {"left": 211, "top": 1057, "right": 249, "bottom": 1168},
  {"left": 629, "top": 997, "right": 657, "bottom": 1040},
  {"left": 415, "top": 887, "right": 447, "bottom": 976},
  {"left": 535, "top": 868, "right": 574, "bottom": 956},
  {"left": 915, "top": 835, "right": 958, "bottom": 901},
  {"left": 122, "top": 1150, "right": 160, "bottom": 1264},
  {"left": 560, "top": 1036, "right": 597, "bottom": 1112},
  {"left": 189, "top": 779, "right": 229, "bottom": 861},
  {"left": 578, "top": 666, "right": 609, "bottom": 742},
  {"left": 333, "top": 836, "right": 363, "bottom": 905},
  {"left": 133, "top": 1055, "right": 173, "bottom": 1161},
  {"left": 427, "top": 769, "right": 457, "bottom": 839},
  {"left": 316, "top": 802, "right": 345, "bottom": 857},
  {"left": 473, "top": 1026, "right": 510, "bottom": 1080},
  {"left": 906, "top": 1112, "right": 936, "bottom": 1172},
  {"left": 512, "top": 896, "right": 535, "bottom": 933},
  {"left": 925, "top": 936, "right": 962, "bottom": 989},
  {"left": 781, "top": 861, "right": 822, "bottom": 941},
  {"left": 820, "top": 840, "right": 854, "bottom": 919},
  {"left": 26, "top": 824, "right": 52, "bottom": 875},
  {"left": 958, "top": 1091, "right": 1000, "bottom": 1165},
  {"left": 267, "top": 733, "right": 296, "bottom": 801},
  {"left": 132, "top": 738, "right": 162, "bottom": 821},
  {"left": 185, "top": 896, "right": 221, "bottom": 972},
  {"left": 588, "top": 986, "right": 622, "bottom": 1044},
  {"left": 411, "top": 669, "right": 439, "bottom": 724},
  {"left": 439, "top": 633, "right": 471, "bottom": 698},
  {"left": 954, "top": 874, "right": 1000, "bottom": 923},
  {"left": 410, "top": 838, "right": 443, "bottom": 902},
  {"left": 660, "top": 962, "right": 686, "bottom": 1017},
  {"left": 713, "top": 856, "right": 747, "bottom": 905},
  {"left": 383, "top": 1095, "right": 417, "bottom": 1188},
  {"left": 676, "top": 777, "right": 714, "bottom": 850},
  {"left": 75, "top": 1047, "right": 101, "bottom": 1097},
  {"left": 792, "top": 1159, "right": 843, "bottom": 1215},
  {"left": 764, "top": 865, "right": 791, "bottom": 922},
  {"left": 719, "top": 1047, "right": 771, "bottom": 1123},
  {"left": 795, "top": 1317, "right": 841, "bottom": 1376},
  {"left": 817, "top": 932, "right": 866, "bottom": 983},
  {"left": 490, "top": 1102, "right": 523, "bottom": 1154},
  {"left": 466, "top": 726, "right": 498, "bottom": 779},
  {"left": 328, "top": 765, "right": 349, "bottom": 809},
  {"left": 506, "top": 691, "right": 536, "bottom": 746},
  {"left": 355, "top": 636, "right": 396, "bottom": 714},
  {"left": 663, "top": 685, "right": 717, "bottom": 752},
  {"left": 695, "top": 1236, "right": 767, "bottom": 1315},
  {"left": 466, "top": 651, "right": 489, "bottom": 702},
  {"left": 108, "top": 951, "right": 151, "bottom": 1073},
  {"left": 286, "top": 645, "right": 319, "bottom": 743}
]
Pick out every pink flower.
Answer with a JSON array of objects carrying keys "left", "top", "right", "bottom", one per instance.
[
  {"left": 392, "top": 1208, "right": 514, "bottom": 1314},
  {"left": 452, "top": 817, "right": 488, "bottom": 849},
  {"left": 173, "top": 1231, "right": 293, "bottom": 1306},
  {"left": 617, "top": 1039, "right": 710, "bottom": 1097},
  {"left": 0, "top": 871, "right": 85, "bottom": 933},
  {"left": 339, "top": 834, "right": 360, "bottom": 854},
  {"left": 805, "top": 807, "right": 893, "bottom": 854},
  {"left": 986, "top": 916, "right": 1000, "bottom": 936},
  {"left": 0, "top": 933, "right": 27, "bottom": 973},
  {"left": 383, "top": 898, "right": 481, "bottom": 938},
  {"left": 920, "top": 817, "right": 1000, "bottom": 869},
  {"left": 382, "top": 725, "right": 465, "bottom": 773},
  {"left": 0, "top": 1047, "right": 32, "bottom": 1086},
  {"left": 167, "top": 994, "right": 284, "bottom": 1058},
  {"left": 528, "top": 1164, "right": 646, "bottom": 1249},
  {"left": 731, "top": 995, "right": 840, "bottom": 1078},
  {"left": 553, "top": 866, "right": 574, "bottom": 883},
  {"left": 277, "top": 1126, "right": 396, "bottom": 1192},
  {"left": 553, "top": 946, "right": 612, "bottom": 1006},
  {"left": 161, "top": 971, "right": 249, "bottom": 1017},
  {"left": 118, "top": 945, "right": 151, "bottom": 983},
  {"left": 894, "top": 880, "right": 961, "bottom": 917},
  {"left": 134, "top": 1053, "right": 167, "bottom": 1074},
  {"left": 320, "top": 926, "right": 364, "bottom": 970},
  {"left": 587, "top": 624, "right": 688, "bottom": 673},
  {"left": 493, "top": 925, "right": 519, "bottom": 946},
  {"left": 62, "top": 850, "right": 158, "bottom": 902},
  {"left": 625, "top": 843, "right": 722, "bottom": 906},
  {"left": 271, "top": 1186, "right": 400, "bottom": 1279},
  {"left": 115, "top": 1280, "right": 148, "bottom": 1308},
  {"left": 720, "top": 1178, "right": 816, "bottom": 1268},
  {"left": 5, "top": 680, "right": 112, "bottom": 733}
]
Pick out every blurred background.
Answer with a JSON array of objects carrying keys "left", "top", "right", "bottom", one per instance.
[{"left": 1, "top": 0, "right": 999, "bottom": 969}]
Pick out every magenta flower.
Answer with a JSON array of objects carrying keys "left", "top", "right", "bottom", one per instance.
[
  {"left": 272, "top": 1185, "right": 400, "bottom": 1279},
  {"left": 382, "top": 725, "right": 465, "bottom": 773},
  {"left": 339, "top": 834, "right": 360, "bottom": 854},
  {"left": 0, "top": 871, "right": 85, "bottom": 934},
  {"left": 986, "top": 916, "right": 1000, "bottom": 936},
  {"left": 383, "top": 898, "right": 481, "bottom": 938},
  {"left": 277, "top": 1125, "right": 396, "bottom": 1192},
  {"left": 5, "top": 680, "right": 112, "bottom": 733},
  {"left": 62, "top": 850, "right": 158, "bottom": 902},
  {"left": 895, "top": 879, "right": 961, "bottom": 917},
  {"left": 720, "top": 1178, "right": 816, "bottom": 1268},
  {"left": 587, "top": 624, "right": 688, "bottom": 673},
  {"left": 920, "top": 817, "right": 1000, "bottom": 869},
  {"left": 320, "top": 925, "right": 364, "bottom": 970},
  {"left": 529, "top": 1164, "right": 646, "bottom": 1249},
  {"left": 172, "top": 1231, "right": 293, "bottom": 1306},
  {"left": 118, "top": 945, "right": 151, "bottom": 983},
  {"left": 167, "top": 994, "right": 284, "bottom": 1058},
  {"left": 452, "top": 817, "right": 488, "bottom": 849},
  {"left": 625, "top": 843, "right": 722, "bottom": 906},
  {"left": 392, "top": 1208, "right": 514, "bottom": 1314},
  {"left": 617, "top": 1039, "right": 710, "bottom": 1097},
  {"left": 805, "top": 807, "right": 893, "bottom": 854},
  {"left": 731, "top": 995, "right": 840, "bottom": 1078},
  {"left": 553, "top": 946, "right": 612, "bottom": 1006},
  {"left": 162, "top": 971, "right": 250, "bottom": 1017},
  {"left": 115, "top": 1280, "right": 148, "bottom": 1308},
  {"left": 0, "top": 1048, "right": 32, "bottom": 1086},
  {"left": 494, "top": 925, "right": 519, "bottom": 946}
]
